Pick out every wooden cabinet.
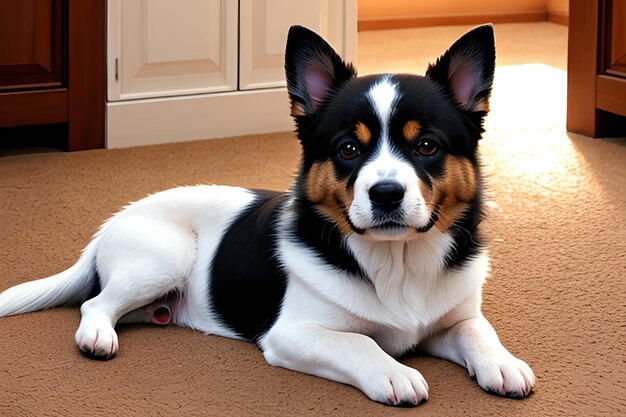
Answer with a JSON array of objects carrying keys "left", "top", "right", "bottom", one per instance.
[
  {"left": 0, "top": 0, "right": 105, "bottom": 151},
  {"left": 107, "top": 0, "right": 238, "bottom": 101},
  {"left": 605, "top": 0, "right": 626, "bottom": 78},
  {"left": 0, "top": 0, "right": 63, "bottom": 91},
  {"left": 107, "top": 0, "right": 357, "bottom": 148},
  {"left": 239, "top": 0, "right": 351, "bottom": 90},
  {"left": 567, "top": 0, "right": 626, "bottom": 137}
]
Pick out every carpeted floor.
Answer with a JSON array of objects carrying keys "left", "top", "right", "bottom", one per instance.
[{"left": 1, "top": 23, "right": 625, "bottom": 416}]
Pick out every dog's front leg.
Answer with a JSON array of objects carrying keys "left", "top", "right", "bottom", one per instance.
[
  {"left": 420, "top": 292, "right": 535, "bottom": 398},
  {"left": 260, "top": 324, "right": 429, "bottom": 406}
]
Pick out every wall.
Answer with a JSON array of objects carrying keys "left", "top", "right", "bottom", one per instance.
[
  {"left": 547, "top": 0, "right": 569, "bottom": 15},
  {"left": 546, "top": 0, "right": 569, "bottom": 25}
]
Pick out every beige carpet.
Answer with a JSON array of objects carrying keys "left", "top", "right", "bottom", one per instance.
[{"left": 1, "top": 23, "right": 625, "bottom": 416}]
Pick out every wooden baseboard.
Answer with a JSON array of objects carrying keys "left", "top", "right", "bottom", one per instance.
[
  {"left": 358, "top": 11, "right": 552, "bottom": 31},
  {"left": 547, "top": 11, "right": 569, "bottom": 26}
]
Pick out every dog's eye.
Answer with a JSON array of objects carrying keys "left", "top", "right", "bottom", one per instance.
[
  {"left": 338, "top": 142, "right": 360, "bottom": 160},
  {"left": 416, "top": 138, "right": 439, "bottom": 157}
]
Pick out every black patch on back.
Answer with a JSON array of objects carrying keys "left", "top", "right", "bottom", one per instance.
[{"left": 209, "top": 190, "right": 288, "bottom": 341}]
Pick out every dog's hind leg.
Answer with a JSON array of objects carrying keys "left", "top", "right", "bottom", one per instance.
[
  {"left": 118, "top": 297, "right": 174, "bottom": 326},
  {"left": 75, "top": 216, "right": 195, "bottom": 359}
]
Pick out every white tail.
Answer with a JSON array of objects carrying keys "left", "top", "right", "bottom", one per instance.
[{"left": 0, "top": 237, "right": 100, "bottom": 317}]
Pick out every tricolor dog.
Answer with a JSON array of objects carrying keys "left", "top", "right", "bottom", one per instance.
[{"left": 0, "top": 25, "right": 535, "bottom": 406}]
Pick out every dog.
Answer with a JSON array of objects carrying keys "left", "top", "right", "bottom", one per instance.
[{"left": 0, "top": 25, "right": 535, "bottom": 406}]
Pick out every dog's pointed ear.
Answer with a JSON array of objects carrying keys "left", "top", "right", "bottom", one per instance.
[
  {"left": 285, "top": 25, "right": 356, "bottom": 118},
  {"left": 427, "top": 24, "right": 495, "bottom": 115}
]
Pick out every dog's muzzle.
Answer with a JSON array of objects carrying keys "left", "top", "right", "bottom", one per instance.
[{"left": 346, "top": 180, "right": 437, "bottom": 236}]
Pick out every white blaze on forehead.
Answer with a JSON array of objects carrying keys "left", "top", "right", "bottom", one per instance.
[
  {"left": 368, "top": 77, "right": 398, "bottom": 131},
  {"left": 366, "top": 77, "right": 403, "bottom": 165},
  {"left": 367, "top": 77, "right": 400, "bottom": 162}
]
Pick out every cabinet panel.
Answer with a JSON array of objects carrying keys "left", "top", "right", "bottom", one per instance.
[
  {"left": 607, "top": 0, "right": 626, "bottom": 77},
  {"left": 0, "top": 0, "right": 104, "bottom": 150},
  {"left": 0, "top": 0, "right": 63, "bottom": 91},
  {"left": 106, "top": 0, "right": 357, "bottom": 148},
  {"left": 108, "top": 0, "right": 237, "bottom": 101},
  {"left": 239, "top": 0, "right": 353, "bottom": 90}
]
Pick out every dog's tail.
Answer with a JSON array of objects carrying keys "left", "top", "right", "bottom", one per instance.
[{"left": 0, "top": 235, "right": 100, "bottom": 317}]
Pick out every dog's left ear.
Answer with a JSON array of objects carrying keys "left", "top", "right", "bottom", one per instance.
[
  {"left": 427, "top": 24, "right": 495, "bottom": 116},
  {"left": 285, "top": 25, "right": 356, "bottom": 118}
]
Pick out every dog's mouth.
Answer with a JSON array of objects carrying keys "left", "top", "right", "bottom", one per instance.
[
  {"left": 368, "top": 222, "right": 413, "bottom": 240},
  {"left": 345, "top": 212, "right": 438, "bottom": 237},
  {"left": 372, "top": 221, "right": 410, "bottom": 232}
]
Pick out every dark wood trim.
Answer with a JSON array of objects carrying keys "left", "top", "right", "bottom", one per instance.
[
  {"left": 358, "top": 11, "right": 548, "bottom": 31},
  {"left": 67, "top": 0, "right": 105, "bottom": 151},
  {"left": 567, "top": 0, "right": 626, "bottom": 137},
  {"left": 566, "top": 0, "right": 604, "bottom": 137},
  {"left": 0, "top": 0, "right": 64, "bottom": 90},
  {"left": 603, "top": 0, "right": 626, "bottom": 78},
  {"left": 0, "top": 89, "right": 68, "bottom": 128}
]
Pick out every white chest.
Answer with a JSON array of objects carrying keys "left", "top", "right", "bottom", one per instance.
[
  {"left": 346, "top": 232, "right": 455, "bottom": 329},
  {"left": 278, "top": 228, "right": 488, "bottom": 355}
]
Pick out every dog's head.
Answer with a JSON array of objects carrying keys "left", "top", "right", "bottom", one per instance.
[{"left": 285, "top": 25, "right": 495, "bottom": 242}]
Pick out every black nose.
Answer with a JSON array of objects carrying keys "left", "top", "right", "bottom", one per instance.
[{"left": 369, "top": 182, "right": 405, "bottom": 213}]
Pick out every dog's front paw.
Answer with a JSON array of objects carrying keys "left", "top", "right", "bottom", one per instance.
[
  {"left": 360, "top": 362, "right": 429, "bottom": 407},
  {"left": 75, "top": 320, "right": 119, "bottom": 360},
  {"left": 469, "top": 353, "right": 535, "bottom": 398}
]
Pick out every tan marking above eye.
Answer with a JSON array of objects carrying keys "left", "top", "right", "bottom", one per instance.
[
  {"left": 354, "top": 122, "right": 371, "bottom": 145},
  {"left": 403, "top": 120, "right": 422, "bottom": 142}
]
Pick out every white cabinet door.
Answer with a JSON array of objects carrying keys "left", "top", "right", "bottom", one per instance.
[
  {"left": 108, "top": 0, "right": 238, "bottom": 101},
  {"left": 239, "top": 0, "right": 357, "bottom": 90}
]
